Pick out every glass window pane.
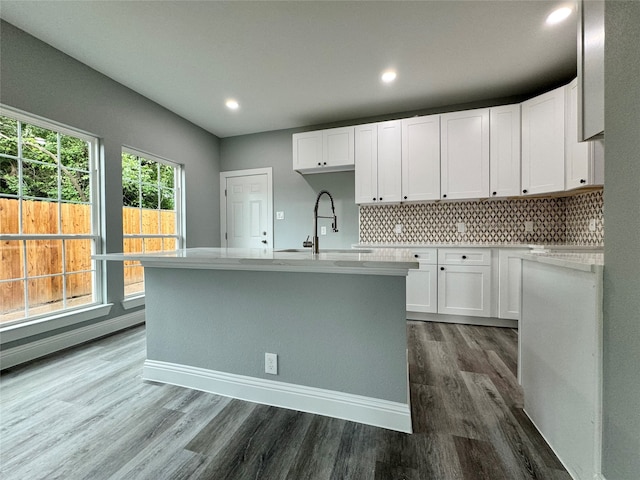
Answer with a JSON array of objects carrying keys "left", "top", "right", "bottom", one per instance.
[
  {"left": 140, "top": 157, "right": 158, "bottom": 184},
  {"left": 64, "top": 239, "right": 92, "bottom": 273},
  {"left": 22, "top": 124, "right": 58, "bottom": 163},
  {"left": 22, "top": 199, "right": 59, "bottom": 234},
  {"left": 143, "top": 237, "right": 163, "bottom": 253},
  {"left": 163, "top": 237, "right": 177, "bottom": 251},
  {"left": 61, "top": 202, "right": 91, "bottom": 234},
  {"left": 60, "top": 134, "right": 89, "bottom": 170},
  {"left": 123, "top": 206, "right": 141, "bottom": 235},
  {"left": 141, "top": 209, "right": 160, "bottom": 235},
  {"left": 141, "top": 184, "right": 159, "bottom": 209},
  {"left": 61, "top": 170, "right": 90, "bottom": 202},
  {"left": 0, "top": 157, "right": 20, "bottom": 196},
  {"left": 160, "top": 188, "right": 175, "bottom": 210},
  {"left": 1, "top": 240, "right": 24, "bottom": 280},
  {"left": 27, "top": 239, "right": 63, "bottom": 277},
  {"left": 65, "top": 272, "right": 93, "bottom": 308},
  {"left": 0, "top": 116, "right": 18, "bottom": 156},
  {"left": 22, "top": 160, "right": 58, "bottom": 200},
  {"left": 123, "top": 237, "right": 143, "bottom": 254},
  {"left": 28, "top": 275, "right": 63, "bottom": 313},
  {"left": 0, "top": 280, "right": 25, "bottom": 323},
  {"left": 1, "top": 198, "right": 19, "bottom": 234},
  {"left": 160, "top": 210, "right": 176, "bottom": 235},
  {"left": 124, "top": 262, "right": 144, "bottom": 296},
  {"left": 160, "top": 164, "right": 175, "bottom": 189}
]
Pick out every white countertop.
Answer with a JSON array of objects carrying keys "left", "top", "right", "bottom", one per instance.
[
  {"left": 94, "top": 247, "right": 419, "bottom": 276},
  {"left": 520, "top": 251, "right": 604, "bottom": 273}
]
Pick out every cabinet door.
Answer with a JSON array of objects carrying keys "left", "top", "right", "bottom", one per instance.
[
  {"left": 490, "top": 105, "right": 521, "bottom": 197},
  {"left": 324, "top": 127, "right": 354, "bottom": 168},
  {"left": 498, "top": 249, "right": 527, "bottom": 320},
  {"left": 406, "top": 265, "right": 437, "bottom": 313},
  {"left": 566, "top": 79, "right": 603, "bottom": 190},
  {"left": 521, "top": 85, "right": 566, "bottom": 195},
  {"left": 441, "top": 109, "right": 490, "bottom": 199},
  {"left": 293, "top": 131, "right": 323, "bottom": 171},
  {"left": 354, "top": 123, "right": 378, "bottom": 204},
  {"left": 377, "top": 120, "right": 402, "bottom": 203},
  {"left": 401, "top": 115, "right": 440, "bottom": 201},
  {"left": 438, "top": 265, "right": 492, "bottom": 317}
]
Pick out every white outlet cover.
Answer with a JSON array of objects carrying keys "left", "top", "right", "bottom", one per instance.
[
  {"left": 589, "top": 219, "right": 597, "bottom": 231},
  {"left": 265, "top": 352, "right": 278, "bottom": 375},
  {"left": 457, "top": 222, "right": 466, "bottom": 233},
  {"left": 525, "top": 221, "right": 535, "bottom": 232},
  {"left": 395, "top": 224, "right": 403, "bottom": 234},
  {"left": 320, "top": 226, "right": 327, "bottom": 235},
  {"left": 276, "top": 211, "right": 284, "bottom": 220}
]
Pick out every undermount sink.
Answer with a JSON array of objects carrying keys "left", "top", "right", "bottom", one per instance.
[{"left": 276, "top": 248, "right": 373, "bottom": 254}]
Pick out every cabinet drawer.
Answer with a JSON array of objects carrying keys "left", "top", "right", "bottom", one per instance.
[
  {"left": 408, "top": 248, "right": 437, "bottom": 265},
  {"left": 438, "top": 248, "right": 492, "bottom": 266}
]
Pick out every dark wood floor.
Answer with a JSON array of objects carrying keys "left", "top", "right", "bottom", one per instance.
[{"left": 0, "top": 321, "right": 570, "bottom": 480}]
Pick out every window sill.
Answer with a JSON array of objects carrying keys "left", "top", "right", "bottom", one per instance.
[
  {"left": 0, "top": 303, "right": 114, "bottom": 344},
  {"left": 122, "top": 295, "right": 145, "bottom": 310}
]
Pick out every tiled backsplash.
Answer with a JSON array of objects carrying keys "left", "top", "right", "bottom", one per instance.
[{"left": 359, "top": 189, "right": 603, "bottom": 246}]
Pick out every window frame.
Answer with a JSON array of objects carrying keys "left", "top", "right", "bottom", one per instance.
[
  {"left": 121, "top": 146, "right": 185, "bottom": 298},
  {"left": 0, "top": 106, "right": 105, "bottom": 329}
]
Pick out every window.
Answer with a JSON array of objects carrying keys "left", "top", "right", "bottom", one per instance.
[
  {"left": 122, "top": 148, "right": 183, "bottom": 296},
  {"left": 0, "top": 110, "right": 101, "bottom": 326}
]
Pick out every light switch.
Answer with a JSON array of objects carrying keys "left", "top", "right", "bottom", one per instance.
[{"left": 276, "top": 211, "right": 285, "bottom": 220}]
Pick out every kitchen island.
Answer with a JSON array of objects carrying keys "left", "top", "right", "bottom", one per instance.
[{"left": 96, "top": 248, "right": 418, "bottom": 432}]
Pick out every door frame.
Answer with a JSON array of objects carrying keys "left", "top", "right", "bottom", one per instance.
[{"left": 219, "top": 167, "right": 273, "bottom": 248}]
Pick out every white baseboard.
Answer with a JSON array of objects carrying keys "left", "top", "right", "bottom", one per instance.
[
  {"left": 143, "top": 359, "right": 413, "bottom": 433},
  {"left": 407, "top": 311, "right": 518, "bottom": 328},
  {"left": 0, "top": 311, "right": 145, "bottom": 370}
]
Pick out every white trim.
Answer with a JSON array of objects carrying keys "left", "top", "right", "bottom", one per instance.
[
  {"left": 121, "top": 295, "right": 145, "bottom": 310},
  {"left": 220, "top": 167, "right": 273, "bottom": 248},
  {"left": 0, "top": 303, "right": 113, "bottom": 343},
  {"left": 143, "top": 359, "right": 412, "bottom": 433},
  {"left": 0, "top": 310, "right": 144, "bottom": 370},
  {"left": 407, "top": 312, "right": 518, "bottom": 329}
]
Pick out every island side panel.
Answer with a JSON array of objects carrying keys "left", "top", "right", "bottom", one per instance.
[{"left": 144, "top": 267, "right": 408, "bottom": 404}]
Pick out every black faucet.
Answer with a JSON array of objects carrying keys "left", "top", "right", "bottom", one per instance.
[{"left": 303, "top": 190, "right": 338, "bottom": 254}]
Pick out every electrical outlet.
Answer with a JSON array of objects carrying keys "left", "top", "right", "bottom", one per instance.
[
  {"left": 276, "top": 211, "right": 284, "bottom": 220},
  {"left": 525, "top": 221, "right": 535, "bottom": 233},
  {"left": 589, "top": 218, "right": 597, "bottom": 232},
  {"left": 457, "top": 222, "right": 466, "bottom": 234},
  {"left": 320, "top": 226, "right": 327, "bottom": 235},
  {"left": 265, "top": 353, "right": 278, "bottom": 375},
  {"left": 395, "top": 224, "right": 403, "bottom": 234}
]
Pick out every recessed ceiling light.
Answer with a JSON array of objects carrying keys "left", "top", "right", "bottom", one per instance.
[
  {"left": 225, "top": 99, "right": 239, "bottom": 110},
  {"left": 381, "top": 70, "right": 397, "bottom": 83},
  {"left": 546, "top": 6, "right": 572, "bottom": 25}
]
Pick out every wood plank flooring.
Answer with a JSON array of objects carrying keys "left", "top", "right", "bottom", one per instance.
[{"left": 0, "top": 321, "right": 571, "bottom": 479}]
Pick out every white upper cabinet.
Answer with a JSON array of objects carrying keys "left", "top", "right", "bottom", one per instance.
[
  {"left": 293, "top": 127, "right": 354, "bottom": 173},
  {"left": 355, "top": 120, "right": 402, "bottom": 204},
  {"left": 566, "top": 79, "right": 604, "bottom": 190},
  {"left": 577, "top": 0, "right": 605, "bottom": 141},
  {"left": 521, "top": 85, "right": 566, "bottom": 195},
  {"left": 401, "top": 115, "right": 440, "bottom": 202},
  {"left": 489, "top": 105, "right": 521, "bottom": 197},
  {"left": 440, "top": 109, "right": 490, "bottom": 200}
]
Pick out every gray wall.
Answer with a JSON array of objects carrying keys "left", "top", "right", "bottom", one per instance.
[
  {"left": 603, "top": 3, "right": 640, "bottom": 479},
  {"left": 1, "top": 21, "right": 221, "bottom": 339}
]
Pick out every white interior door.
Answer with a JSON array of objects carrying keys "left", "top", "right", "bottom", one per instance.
[{"left": 222, "top": 170, "right": 272, "bottom": 248}]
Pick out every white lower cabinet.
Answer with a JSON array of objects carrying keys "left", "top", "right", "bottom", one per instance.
[
  {"left": 437, "top": 265, "right": 492, "bottom": 317},
  {"left": 406, "top": 249, "right": 437, "bottom": 313},
  {"left": 436, "top": 248, "right": 492, "bottom": 318}
]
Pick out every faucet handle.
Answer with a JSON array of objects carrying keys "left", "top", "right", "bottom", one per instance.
[{"left": 302, "top": 235, "right": 313, "bottom": 248}]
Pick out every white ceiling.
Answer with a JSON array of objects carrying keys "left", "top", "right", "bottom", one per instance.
[{"left": 0, "top": 0, "right": 577, "bottom": 138}]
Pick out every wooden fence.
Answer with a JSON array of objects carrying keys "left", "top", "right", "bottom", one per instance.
[{"left": 1, "top": 198, "right": 175, "bottom": 312}]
